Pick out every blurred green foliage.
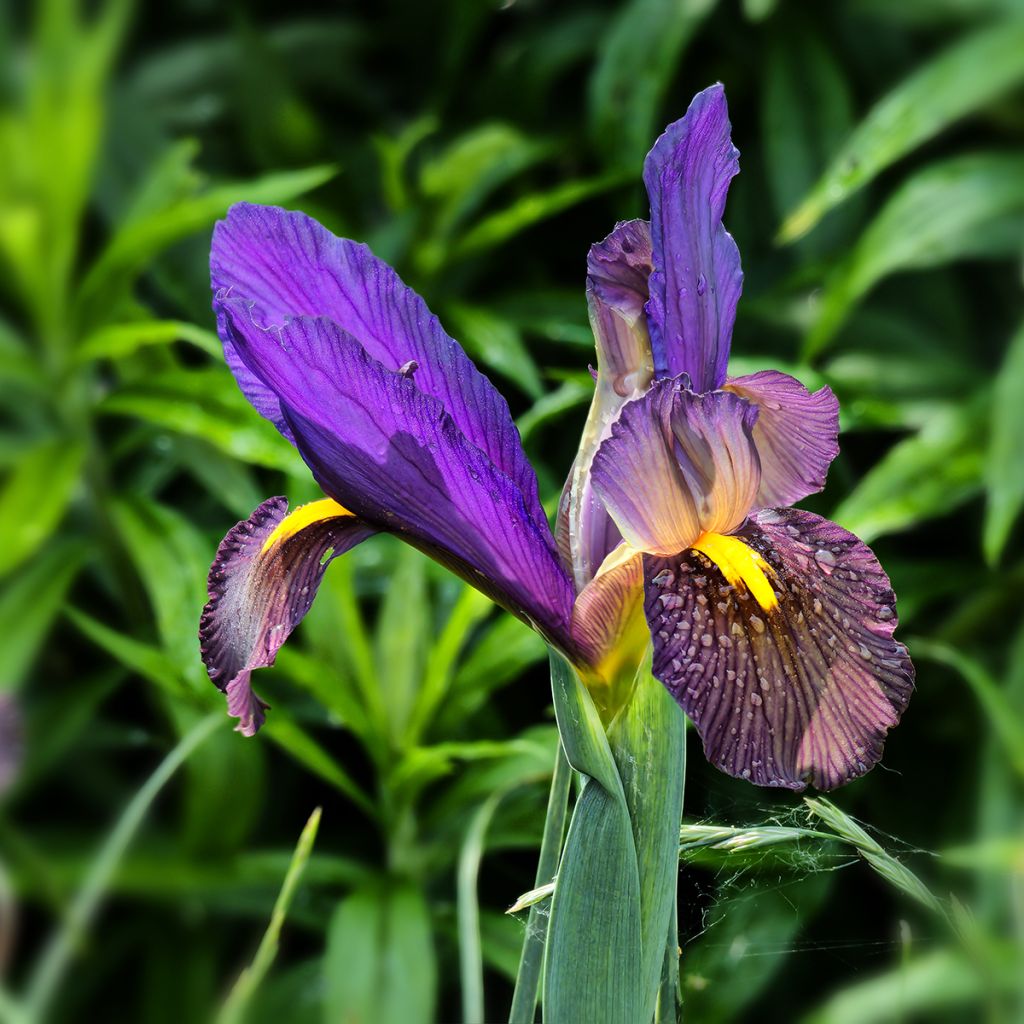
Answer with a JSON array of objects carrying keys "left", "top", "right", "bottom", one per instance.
[{"left": 0, "top": 0, "right": 1022, "bottom": 1021}]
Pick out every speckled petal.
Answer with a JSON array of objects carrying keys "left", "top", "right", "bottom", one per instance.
[
  {"left": 590, "top": 381, "right": 760, "bottom": 556},
  {"left": 726, "top": 370, "right": 839, "bottom": 508},
  {"left": 200, "top": 496, "right": 375, "bottom": 735},
  {"left": 643, "top": 507, "right": 914, "bottom": 790},
  {"left": 211, "top": 202, "right": 546, "bottom": 527},
  {"left": 643, "top": 84, "right": 742, "bottom": 392}
]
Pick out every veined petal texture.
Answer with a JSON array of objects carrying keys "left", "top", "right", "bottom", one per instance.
[
  {"left": 643, "top": 508, "right": 913, "bottom": 790},
  {"left": 590, "top": 382, "right": 760, "bottom": 556},
  {"left": 726, "top": 370, "right": 839, "bottom": 508},
  {"left": 200, "top": 496, "right": 375, "bottom": 736},
  {"left": 221, "top": 307, "right": 576, "bottom": 649},
  {"left": 643, "top": 84, "right": 742, "bottom": 392},
  {"left": 211, "top": 202, "right": 547, "bottom": 526}
]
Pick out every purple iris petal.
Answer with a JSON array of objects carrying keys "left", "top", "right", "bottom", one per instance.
[
  {"left": 643, "top": 83, "right": 742, "bottom": 392},
  {"left": 211, "top": 203, "right": 547, "bottom": 529},
  {"left": 726, "top": 370, "right": 840, "bottom": 508},
  {"left": 590, "top": 381, "right": 760, "bottom": 556},
  {"left": 221, "top": 306, "right": 576, "bottom": 650},
  {"left": 562, "top": 220, "right": 655, "bottom": 588},
  {"left": 200, "top": 496, "right": 375, "bottom": 736},
  {"left": 644, "top": 507, "right": 914, "bottom": 790}
]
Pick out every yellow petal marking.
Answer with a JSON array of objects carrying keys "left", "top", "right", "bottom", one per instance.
[
  {"left": 260, "top": 498, "right": 353, "bottom": 554},
  {"left": 690, "top": 531, "right": 779, "bottom": 612}
]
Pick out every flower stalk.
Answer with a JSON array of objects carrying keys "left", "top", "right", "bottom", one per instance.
[{"left": 541, "top": 652, "right": 685, "bottom": 1024}]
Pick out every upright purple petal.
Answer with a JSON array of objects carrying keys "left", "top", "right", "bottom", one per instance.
[
  {"left": 726, "top": 370, "right": 840, "bottom": 508},
  {"left": 563, "top": 220, "right": 655, "bottom": 588},
  {"left": 221, "top": 305, "right": 576, "bottom": 651},
  {"left": 200, "top": 496, "right": 375, "bottom": 736},
  {"left": 644, "top": 508, "right": 914, "bottom": 790},
  {"left": 211, "top": 202, "right": 546, "bottom": 527},
  {"left": 643, "top": 84, "right": 742, "bottom": 392},
  {"left": 590, "top": 381, "right": 760, "bottom": 556}
]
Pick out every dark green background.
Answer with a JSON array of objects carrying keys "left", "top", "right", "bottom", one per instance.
[{"left": 0, "top": 0, "right": 1022, "bottom": 1021}]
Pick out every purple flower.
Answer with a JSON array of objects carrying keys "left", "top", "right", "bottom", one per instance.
[{"left": 200, "top": 84, "right": 913, "bottom": 791}]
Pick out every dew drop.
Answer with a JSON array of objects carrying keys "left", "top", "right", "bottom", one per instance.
[{"left": 814, "top": 549, "right": 837, "bottom": 573}]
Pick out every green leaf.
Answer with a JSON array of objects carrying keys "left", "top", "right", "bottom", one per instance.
[
  {"left": 0, "top": 538, "right": 86, "bottom": 690},
  {"left": 805, "top": 153, "right": 1024, "bottom": 356},
  {"left": 419, "top": 123, "right": 552, "bottom": 239},
  {"left": 324, "top": 879, "right": 437, "bottom": 1024},
  {"left": 444, "top": 172, "right": 629, "bottom": 264},
  {"left": 261, "top": 713, "right": 375, "bottom": 817},
  {"left": 910, "top": 639, "right": 1024, "bottom": 782},
  {"left": 111, "top": 496, "right": 212, "bottom": 688},
  {"left": 77, "top": 319, "right": 221, "bottom": 361},
  {"left": 0, "top": 438, "right": 84, "bottom": 578},
  {"left": 780, "top": 18, "right": 1024, "bottom": 241},
  {"left": 544, "top": 653, "right": 644, "bottom": 1024},
  {"left": 983, "top": 320, "right": 1024, "bottom": 564},
  {"left": 831, "top": 401, "right": 986, "bottom": 542},
  {"left": 589, "top": 0, "right": 718, "bottom": 168},
  {"left": 65, "top": 606, "right": 186, "bottom": 700},
  {"left": 23, "top": 712, "right": 222, "bottom": 1022},
  {"left": 374, "top": 546, "right": 428, "bottom": 746},
  {"left": 457, "top": 792, "right": 503, "bottom": 1024},
  {"left": 606, "top": 660, "right": 686, "bottom": 1024},
  {"left": 445, "top": 303, "right": 544, "bottom": 399},
  {"left": 801, "top": 947, "right": 1019, "bottom": 1024},
  {"left": 101, "top": 368, "right": 303, "bottom": 472},
  {"left": 762, "top": 24, "right": 858, "bottom": 255},
  {"left": 217, "top": 808, "right": 322, "bottom": 1024},
  {"left": 77, "top": 163, "right": 336, "bottom": 317}
]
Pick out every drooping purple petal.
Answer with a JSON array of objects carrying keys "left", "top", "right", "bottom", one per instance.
[
  {"left": 643, "top": 84, "right": 742, "bottom": 392},
  {"left": 221, "top": 306, "right": 576, "bottom": 651},
  {"left": 211, "top": 202, "right": 546, "bottom": 526},
  {"left": 644, "top": 508, "right": 914, "bottom": 790},
  {"left": 562, "top": 220, "right": 655, "bottom": 588},
  {"left": 726, "top": 370, "right": 840, "bottom": 508},
  {"left": 590, "top": 381, "right": 760, "bottom": 556},
  {"left": 200, "top": 496, "right": 375, "bottom": 736}
]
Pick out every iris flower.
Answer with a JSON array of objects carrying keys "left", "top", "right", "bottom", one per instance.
[{"left": 201, "top": 84, "right": 912, "bottom": 791}]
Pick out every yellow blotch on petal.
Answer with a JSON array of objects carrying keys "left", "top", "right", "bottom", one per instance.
[
  {"left": 260, "top": 498, "right": 353, "bottom": 554},
  {"left": 691, "top": 531, "right": 778, "bottom": 612}
]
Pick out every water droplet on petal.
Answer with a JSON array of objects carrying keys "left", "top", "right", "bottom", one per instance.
[{"left": 814, "top": 549, "right": 836, "bottom": 573}]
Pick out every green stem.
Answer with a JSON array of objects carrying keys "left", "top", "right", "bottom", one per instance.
[
  {"left": 21, "top": 714, "right": 220, "bottom": 1022},
  {"left": 508, "top": 741, "right": 572, "bottom": 1024},
  {"left": 655, "top": 897, "right": 680, "bottom": 1024},
  {"left": 217, "top": 807, "right": 322, "bottom": 1024}
]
